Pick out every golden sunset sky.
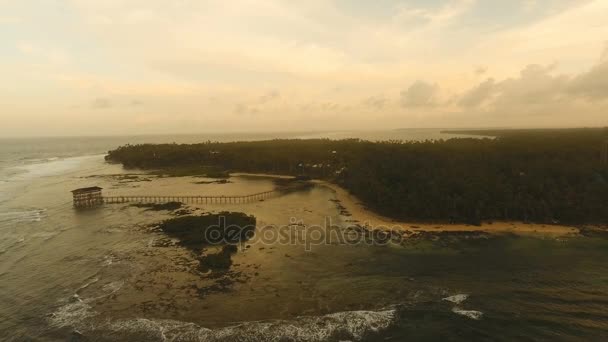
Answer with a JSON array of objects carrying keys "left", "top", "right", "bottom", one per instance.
[{"left": 1, "top": 0, "right": 608, "bottom": 136}]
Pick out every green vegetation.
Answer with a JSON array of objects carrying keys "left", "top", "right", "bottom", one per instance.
[
  {"left": 198, "top": 245, "right": 239, "bottom": 272},
  {"left": 442, "top": 127, "right": 608, "bottom": 138},
  {"left": 204, "top": 170, "right": 231, "bottom": 179},
  {"left": 132, "top": 201, "right": 183, "bottom": 211},
  {"left": 147, "top": 165, "right": 230, "bottom": 178},
  {"left": 157, "top": 212, "right": 256, "bottom": 272},
  {"left": 107, "top": 128, "right": 608, "bottom": 225},
  {"left": 158, "top": 212, "right": 256, "bottom": 248}
]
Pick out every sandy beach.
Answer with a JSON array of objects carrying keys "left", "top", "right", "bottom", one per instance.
[
  {"left": 232, "top": 173, "right": 579, "bottom": 236},
  {"left": 314, "top": 180, "right": 579, "bottom": 237}
]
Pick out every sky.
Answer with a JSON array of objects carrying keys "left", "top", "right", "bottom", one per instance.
[{"left": 1, "top": 0, "right": 608, "bottom": 137}]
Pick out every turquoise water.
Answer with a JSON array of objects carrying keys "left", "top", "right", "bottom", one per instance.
[{"left": 0, "top": 131, "right": 606, "bottom": 341}]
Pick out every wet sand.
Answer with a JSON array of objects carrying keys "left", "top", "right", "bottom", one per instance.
[{"left": 232, "top": 173, "right": 579, "bottom": 236}]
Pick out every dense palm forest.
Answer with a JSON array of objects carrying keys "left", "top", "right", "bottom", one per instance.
[{"left": 106, "top": 128, "right": 608, "bottom": 225}]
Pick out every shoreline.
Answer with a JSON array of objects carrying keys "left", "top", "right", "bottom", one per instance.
[
  {"left": 315, "top": 180, "right": 579, "bottom": 237},
  {"left": 232, "top": 172, "right": 580, "bottom": 237}
]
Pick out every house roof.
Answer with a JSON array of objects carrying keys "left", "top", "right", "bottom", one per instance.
[{"left": 71, "top": 186, "right": 103, "bottom": 194}]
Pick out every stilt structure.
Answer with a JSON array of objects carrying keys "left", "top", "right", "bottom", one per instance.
[
  {"left": 71, "top": 187, "right": 277, "bottom": 209},
  {"left": 72, "top": 187, "right": 104, "bottom": 209},
  {"left": 102, "top": 190, "right": 276, "bottom": 205}
]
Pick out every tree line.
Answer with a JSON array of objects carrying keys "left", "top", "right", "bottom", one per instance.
[{"left": 105, "top": 128, "right": 608, "bottom": 225}]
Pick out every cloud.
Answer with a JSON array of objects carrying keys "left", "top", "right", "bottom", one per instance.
[
  {"left": 457, "top": 64, "right": 568, "bottom": 112},
  {"left": 87, "top": 98, "right": 143, "bottom": 110},
  {"left": 457, "top": 55, "right": 608, "bottom": 119},
  {"left": 234, "top": 103, "right": 246, "bottom": 115},
  {"left": 258, "top": 90, "right": 281, "bottom": 103},
  {"left": 568, "top": 60, "right": 608, "bottom": 100},
  {"left": 363, "top": 96, "right": 388, "bottom": 110},
  {"left": 495, "top": 64, "right": 568, "bottom": 106},
  {"left": 459, "top": 78, "right": 496, "bottom": 107},
  {"left": 16, "top": 41, "right": 70, "bottom": 65},
  {"left": 3, "top": 0, "right": 608, "bottom": 136},
  {"left": 233, "top": 90, "right": 282, "bottom": 115},
  {"left": 474, "top": 66, "right": 487, "bottom": 75},
  {"left": 601, "top": 42, "right": 608, "bottom": 62},
  {"left": 91, "top": 98, "right": 112, "bottom": 109},
  {"left": 234, "top": 103, "right": 261, "bottom": 116},
  {"left": 400, "top": 81, "right": 439, "bottom": 107},
  {"left": 522, "top": 0, "right": 539, "bottom": 13},
  {"left": 393, "top": 0, "right": 476, "bottom": 29},
  {"left": 320, "top": 102, "right": 340, "bottom": 111}
]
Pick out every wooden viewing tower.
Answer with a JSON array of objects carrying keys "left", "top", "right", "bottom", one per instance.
[{"left": 72, "top": 186, "right": 104, "bottom": 209}]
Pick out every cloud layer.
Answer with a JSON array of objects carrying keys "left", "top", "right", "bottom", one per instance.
[{"left": 1, "top": 0, "right": 607, "bottom": 136}]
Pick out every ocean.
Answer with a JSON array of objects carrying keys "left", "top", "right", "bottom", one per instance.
[{"left": 1, "top": 130, "right": 607, "bottom": 341}]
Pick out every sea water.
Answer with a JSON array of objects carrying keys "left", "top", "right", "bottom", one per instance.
[{"left": 1, "top": 131, "right": 607, "bottom": 341}]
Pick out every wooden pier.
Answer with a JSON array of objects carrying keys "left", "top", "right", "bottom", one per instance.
[{"left": 102, "top": 190, "right": 277, "bottom": 205}]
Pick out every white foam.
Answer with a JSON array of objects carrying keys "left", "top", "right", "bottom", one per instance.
[
  {"left": 452, "top": 308, "right": 483, "bottom": 320},
  {"left": 10, "top": 155, "right": 101, "bottom": 180},
  {"left": 442, "top": 294, "right": 468, "bottom": 304},
  {"left": 0, "top": 209, "right": 46, "bottom": 223},
  {"left": 50, "top": 302, "right": 396, "bottom": 342},
  {"left": 49, "top": 300, "right": 96, "bottom": 328},
  {"left": 51, "top": 277, "right": 121, "bottom": 329},
  {"left": 102, "top": 281, "right": 124, "bottom": 294},
  {"left": 30, "top": 231, "right": 59, "bottom": 240},
  {"left": 76, "top": 277, "right": 100, "bottom": 293},
  {"left": 102, "top": 254, "right": 117, "bottom": 266},
  {"left": 442, "top": 294, "right": 483, "bottom": 320},
  {"left": 108, "top": 309, "right": 396, "bottom": 342}
]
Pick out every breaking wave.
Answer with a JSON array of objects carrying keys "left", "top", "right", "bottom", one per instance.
[
  {"left": 105, "top": 309, "right": 396, "bottom": 342},
  {"left": 451, "top": 308, "right": 483, "bottom": 320},
  {"left": 442, "top": 294, "right": 483, "bottom": 320},
  {"left": 49, "top": 299, "right": 96, "bottom": 329},
  {"left": 442, "top": 294, "right": 468, "bottom": 305},
  {"left": 50, "top": 290, "right": 396, "bottom": 342},
  {"left": 10, "top": 155, "right": 100, "bottom": 180},
  {"left": 50, "top": 278, "right": 124, "bottom": 329},
  {"left": 0, "top": 209, "right": 47, "bottom": 224}
]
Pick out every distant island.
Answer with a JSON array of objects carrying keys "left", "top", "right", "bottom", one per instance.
[{"left": 105, "top": 128, "right": 608, "bottom": 226}]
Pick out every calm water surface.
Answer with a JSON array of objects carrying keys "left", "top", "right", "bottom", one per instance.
[{"left": 0, "top": 131, "right": 606, "bottom": 341}]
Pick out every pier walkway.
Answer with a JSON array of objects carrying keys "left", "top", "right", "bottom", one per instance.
[{"left": 103, "top": 190, "right": 276, "bottom": 205}]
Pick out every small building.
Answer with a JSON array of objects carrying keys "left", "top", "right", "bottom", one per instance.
[{"left": 71, "top": 187, "right": 103, "bottom": 209}]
